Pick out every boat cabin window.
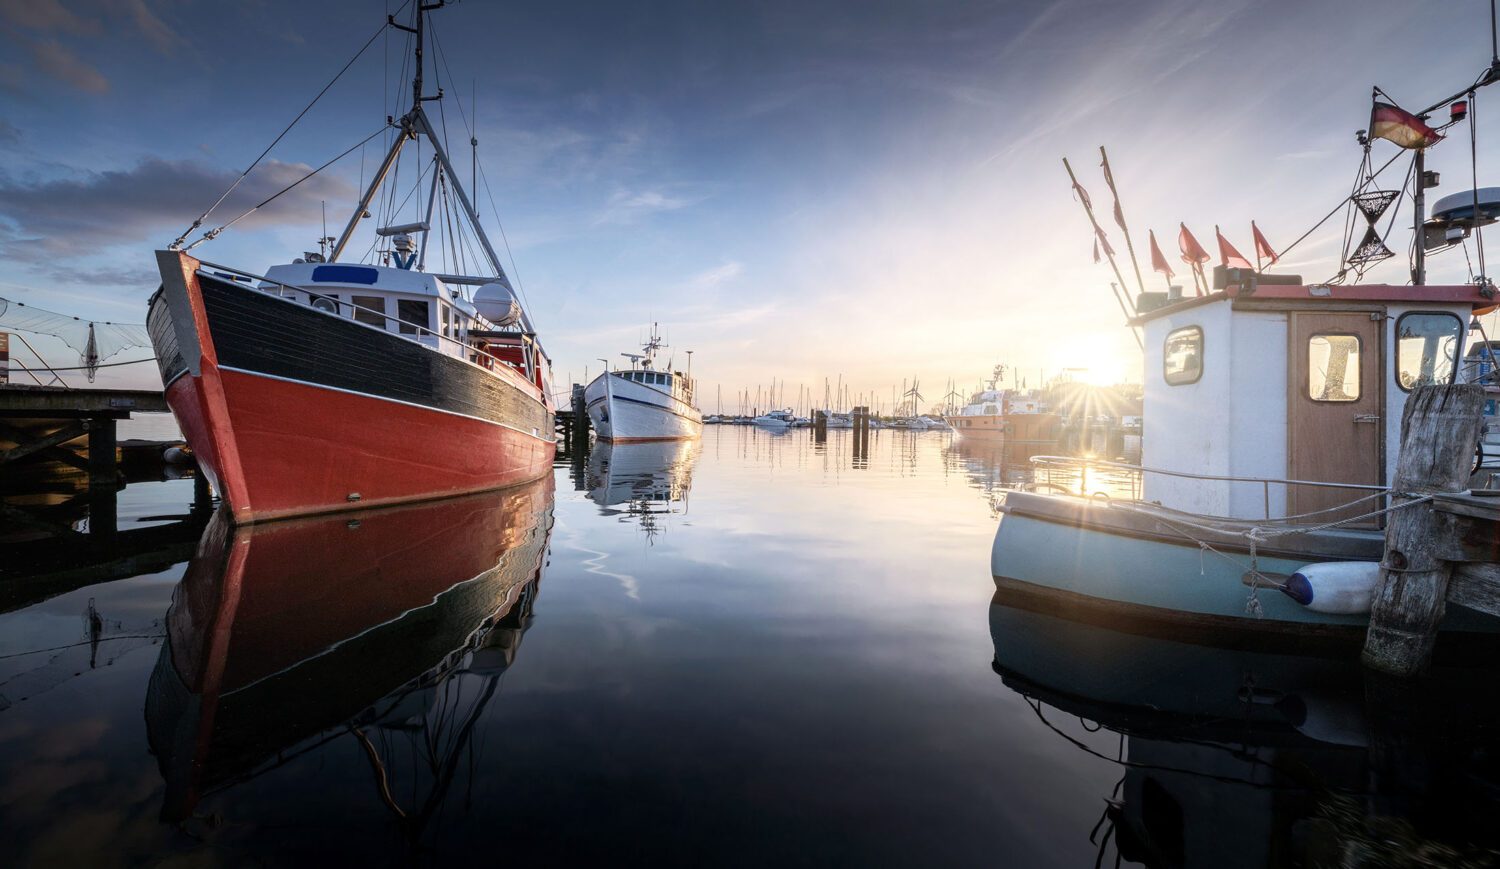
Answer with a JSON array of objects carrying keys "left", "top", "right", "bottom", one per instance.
[
  {"left": 1396, "top": 312, "right": 1463, "bottom": 391},
  {"left": 1307, "top": 334, "right": 1361, "bottom": 402},
  {"left": 1163, "top": 326, "right": 1203, "bottom": 386},
  {"left": 352, "top": 295, "right": 387, "bottom": 329},
  {"left": 397, "top": 299, "right": 430, "bottom": 336}
]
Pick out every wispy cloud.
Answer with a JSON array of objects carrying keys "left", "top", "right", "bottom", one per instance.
[
  {"left": 592, "top": 188, "right": 699, "bottom": 225},
  {"left": 27, "top": 38, "right": 108, "bottom": 93}
]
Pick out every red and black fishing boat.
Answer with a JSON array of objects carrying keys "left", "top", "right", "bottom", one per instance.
[{"left": 148, "top": 2, "right": 554, "bottom": 523}]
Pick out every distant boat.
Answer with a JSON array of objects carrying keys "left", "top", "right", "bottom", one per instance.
[
  {"left": 946, "top": 364, "right": 1060, "bottom": 443},
  {"left": 584, "top": 324, "right": 702, "bottom": 443},
  {"left": 752, "top": 409, "right": 796, "bottom": 429},
  {"left": 147, "top": 3, "right": 553, "bottom": 523}
]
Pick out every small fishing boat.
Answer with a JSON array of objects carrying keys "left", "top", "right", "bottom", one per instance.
[
  {"left": 584, "top": 325, "right": 702, "bottom": 442},
  {"left": 148, "top": 3, "right": 553, "bottom": 523},
  {"left": 993, "top": 47, "right": 1500, "bottom": 636}
]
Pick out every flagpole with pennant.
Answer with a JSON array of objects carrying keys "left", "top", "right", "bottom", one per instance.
[
  {"left": 1148, "top": 229, "right": 1175, "bottom": 291},
  {"left": 1178, "top": 223, "right": 1211, "bottom": 296},
  {"left": 1252, "top": 221, "right": 1277, "bottom": 272},
  {"left": 1099, "top": 146, "right": 1147, "bottom": 296},
  {"left": 1063, "top": 157, "right": 1143, "bottom": 349}
]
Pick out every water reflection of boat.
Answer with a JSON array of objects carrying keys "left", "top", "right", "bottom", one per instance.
[
  {"left": 586, "top": 440, "right": 698, "bottom": 538},
  {"left": 144, "top": 477, "right": 554, "bottom": 824},
  {"left": 989, "top": 595, "right": 1500, "bottom": 867}
]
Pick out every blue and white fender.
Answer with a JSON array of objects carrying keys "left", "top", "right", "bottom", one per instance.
[{"left": 1281, "top": 561, "right": 1382, "bottom": 615}]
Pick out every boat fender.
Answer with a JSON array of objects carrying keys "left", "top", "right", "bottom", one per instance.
[{"left": 1281, "top": 561, "right": 1381, "bottom": 615}]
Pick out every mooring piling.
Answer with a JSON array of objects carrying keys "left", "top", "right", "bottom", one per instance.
[{"left": 1363, "top": 383, "right": 1488, "bottom": 676}]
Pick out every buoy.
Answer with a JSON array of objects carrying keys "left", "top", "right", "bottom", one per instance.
[{"left": 1280, "top": 561, "right": 1381, "bottom": 614}]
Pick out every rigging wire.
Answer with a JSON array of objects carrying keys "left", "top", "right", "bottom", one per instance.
[
  {"left": 183, "top": 125, "right": 390, "bottom": 251},
  {"left": 1278, "top": 148, "right": 1406, "bottom": 265},
  {"left": 169, "top": 10, "right": 405, "bottom": 249},
  {"left": 1473, "top": 90, "right": 1488, "bottom": 283}
]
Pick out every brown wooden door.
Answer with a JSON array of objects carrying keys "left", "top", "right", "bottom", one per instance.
[{"left": 1287, "top": 311, "right": 1383, "bottom": 519}]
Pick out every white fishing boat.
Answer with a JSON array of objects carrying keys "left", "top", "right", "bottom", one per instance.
[{"left": 584, "top": 325, "right": 702, "bottom": 443}]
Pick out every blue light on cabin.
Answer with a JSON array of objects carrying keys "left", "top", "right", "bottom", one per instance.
[{"left": 311, "top": 265, "right": 379, "bottom": 285}]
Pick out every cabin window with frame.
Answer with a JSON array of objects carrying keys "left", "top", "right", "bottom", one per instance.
[
  {"left": 397, "top": 299, "right": 430, "bottom": 336},
  {"left": 1163, "top": 326, "right": 1203, "bottom": 385},
  {"left": 1396, "top": 312, "right": 1463, "bottom": 391},
  {"left": 352, "top": 295, "right": 387, "bottom": 329},
  {"left": 1307, "top": 334, "right": 1361, "bottom": 402}
]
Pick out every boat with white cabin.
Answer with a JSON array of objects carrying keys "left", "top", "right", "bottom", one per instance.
[
  {"left": 992, "top": 49, "right": 1500, "bottom": 637},
  {"left": 147, "top": 2, "right": 553, "bottom": 523},
  {"left": 584, "top": 325, "right": 702, "bottom": 443}
]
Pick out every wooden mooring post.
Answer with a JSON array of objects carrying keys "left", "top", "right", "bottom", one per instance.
[
  {"left": 852, "top": 405, "right": 871, "bottom": 464},
  {"left": 813, "top": 409, "right": 827, "bottom": 443},
  {"left": 1363, "top": 383, "right": 1488, "bottom": 677}
]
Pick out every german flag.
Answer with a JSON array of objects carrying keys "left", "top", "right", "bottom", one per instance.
[{"left": 1370, "top": 101, "right": 1442, "bottom": 149}]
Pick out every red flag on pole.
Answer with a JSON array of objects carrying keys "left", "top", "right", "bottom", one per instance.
[
  {"left": 1178, "top": 223, "right": 1210, "bottom": 266},
  {"left": 1215, "top": 225, "right": 1253, "bottom": 269},
  {"left": 1252, "top": 221, "right": 1277, "bottom": 266},
  {"left": 1096, "top": 228, "right": 1115, "bottom": 259},
  {"left": 1148, "top": 230, "right": 1174, "bottom": 279}
]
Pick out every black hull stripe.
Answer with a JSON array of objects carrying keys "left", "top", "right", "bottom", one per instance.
[{"left": 184, "top": 273, "right": 551, "bottom": 434}]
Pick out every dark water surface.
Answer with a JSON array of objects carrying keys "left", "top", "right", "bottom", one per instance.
[{"left": 2, "top": 427, "right": 1498, "bottom": 867}]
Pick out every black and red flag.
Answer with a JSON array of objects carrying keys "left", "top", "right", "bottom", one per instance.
[{"left": 1370, "top": 100, "right": 1442, "bottom": 149}]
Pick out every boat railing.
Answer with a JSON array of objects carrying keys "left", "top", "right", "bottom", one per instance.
[
  {"left": 1027, "top": 454, "right": 1389, "bottom": 519},
  {"left": 194, "top": 259, "right": 525, "bottom": 367}
]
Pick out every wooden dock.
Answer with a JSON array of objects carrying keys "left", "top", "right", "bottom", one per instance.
[{"left": 1, "top": 385, "right": 175, "bottom": 535}]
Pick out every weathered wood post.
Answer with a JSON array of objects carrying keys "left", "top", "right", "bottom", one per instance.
[
  {"left": 1363, "top": 383, "right": 1487, "bottom": 677},
  {"left": 570, "top": 383, "right": 589, "bottom": 453},
  {"left": 813, "top": 409, "right": 827, "bottom": 443},
  {"left": 87, "top": 414, "right": 117, "bottom": 536}
]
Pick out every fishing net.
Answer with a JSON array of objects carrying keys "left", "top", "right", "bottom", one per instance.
[
  {"left": 1347, "top": 226, "right": 1395, "bottom": 266},
  {"left": 1352, "top": 189, "right": 1399, "bottom": 223},
  {"left": 0, "top": 296, "right": 151, "bottom": 382}
]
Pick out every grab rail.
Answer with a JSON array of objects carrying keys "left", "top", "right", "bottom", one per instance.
[
  {"left": 193, "top": 259, "right": 533, "bottom": 373},
  {"left": 1027, "top": 454, "right": 1389, "bottom": 520}
]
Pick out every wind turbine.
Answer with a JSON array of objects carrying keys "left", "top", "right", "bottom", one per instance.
[{"left": 903, "top": 375, "right": 924, "bottom": 416}]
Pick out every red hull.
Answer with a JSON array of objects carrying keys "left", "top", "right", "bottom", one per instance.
[
  {"left": 155, "top": 252, "right": 555, "bottom": 523},
  {"left": 167, "top": 369, "right": 554, "bottom": 523}
]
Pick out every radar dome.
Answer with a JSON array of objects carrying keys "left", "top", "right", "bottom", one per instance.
[{"left": 474, "top": 281, "right": 521, "bottom": 327}]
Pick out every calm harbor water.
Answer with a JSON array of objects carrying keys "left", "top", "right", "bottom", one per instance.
[{"left": 2, "top": 426, "right": 1499, "bottom": 866}]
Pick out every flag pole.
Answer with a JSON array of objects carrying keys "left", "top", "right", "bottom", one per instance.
[
  {"left": 1108, "top": 283, "right": 1145, "bottom": 350},
  {"left": 1252, "top": 221, "right": 1263, "bottom": 272},
  {"left": 1099, "top": 146, "right": 1148, "bottom": 296},
  {"left": 1063, "top": 157, "right": 1138, "bottom": 317}
]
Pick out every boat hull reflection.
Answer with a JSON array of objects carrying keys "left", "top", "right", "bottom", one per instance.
[
  {"left": 990, "top": 594, "right": 1500, "bottom": 866},
  {"left": 145, "top": 477, "right": 555, "bottom": 822},
  {"left": 586, "top": 439, "right": 699, "bottom": 520}
]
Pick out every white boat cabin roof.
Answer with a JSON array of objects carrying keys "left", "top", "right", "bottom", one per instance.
[{"left": 1131, "top": 280, "right": 1495, "bottom": 520}]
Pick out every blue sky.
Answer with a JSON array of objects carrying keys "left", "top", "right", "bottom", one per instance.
[{"left": 2, "top": 0, "right": 1499, "bottom": 409}]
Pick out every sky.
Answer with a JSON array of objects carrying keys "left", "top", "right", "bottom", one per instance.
[{"left": 3, "top": 0, "right": 1500, "bottom": 413}]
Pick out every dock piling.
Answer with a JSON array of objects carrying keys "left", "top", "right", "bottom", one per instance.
[{"left": 1363, "top": 383, "right": 1488, "bottom": 677}]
